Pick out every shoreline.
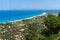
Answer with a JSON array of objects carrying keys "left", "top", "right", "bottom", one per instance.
[{"left": 0, "top": 12, "right": 47, "bottom": 24}]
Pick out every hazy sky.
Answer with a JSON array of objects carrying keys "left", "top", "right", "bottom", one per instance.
[{"left": 0, "top": 0, "right": 60, "bottom": 10}]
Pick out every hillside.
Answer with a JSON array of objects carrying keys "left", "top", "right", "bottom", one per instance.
[{"left": 0, "top": 12, "right": 60, "bottom": 40}]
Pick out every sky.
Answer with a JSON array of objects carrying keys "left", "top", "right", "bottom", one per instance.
[{"left": 0, "top": 0, "right": 60, "bottom": 10}]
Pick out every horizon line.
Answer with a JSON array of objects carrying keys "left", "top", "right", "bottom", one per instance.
[{"left": 0, "top": 9, "right": 60, "bottom": 10}]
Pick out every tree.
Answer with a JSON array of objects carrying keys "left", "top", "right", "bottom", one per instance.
[{"left": 42, "top": 14, "right": 60, "bottom": 36}]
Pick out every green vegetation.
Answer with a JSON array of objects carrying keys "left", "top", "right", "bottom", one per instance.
[{"left": 42, "top": 13, "right": 60, "bottom": 35}]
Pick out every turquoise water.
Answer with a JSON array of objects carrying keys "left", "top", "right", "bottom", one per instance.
[{"left": 0, "top": 10, "right": 59, "bottom": 23}]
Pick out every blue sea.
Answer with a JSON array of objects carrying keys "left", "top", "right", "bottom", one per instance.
[{"left": 0, "top": 10, "right": 59, "bottom": 23}]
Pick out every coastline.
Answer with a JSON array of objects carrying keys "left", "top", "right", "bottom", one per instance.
[{"left": 0, "top": 12, "right": 47, "bottom": 24}]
